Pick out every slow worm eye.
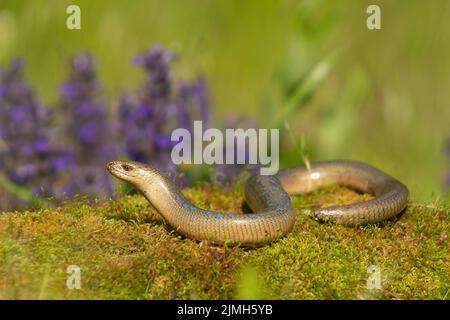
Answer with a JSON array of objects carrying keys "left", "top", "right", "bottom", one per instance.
[{"left": 122, "top": 164, "right": 133, "bottom": 171}]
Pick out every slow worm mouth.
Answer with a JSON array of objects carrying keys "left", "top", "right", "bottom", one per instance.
[
  {"left": 106, "top": 161, "right": 128, "bottom": 179},
  {"left": 106, "top": 161, "right": 118, "bottom": 173}
]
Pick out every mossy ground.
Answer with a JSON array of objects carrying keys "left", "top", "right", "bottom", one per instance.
[{"left": 0, "top": 184, "right": 448, "bottom": 300}]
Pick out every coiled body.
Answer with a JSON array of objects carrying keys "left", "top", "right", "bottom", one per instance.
[{"left": 107, "top": 160, "right": 409, "bottom": 246}]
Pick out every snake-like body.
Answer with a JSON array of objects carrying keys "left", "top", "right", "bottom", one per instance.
[{"left": 107, "top": 160, "right": 409, "bottom": 246}]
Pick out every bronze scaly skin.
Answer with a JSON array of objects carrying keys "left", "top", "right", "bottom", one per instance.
[{"left": 107, "top": 160, "right": 409, "bottom": 246}]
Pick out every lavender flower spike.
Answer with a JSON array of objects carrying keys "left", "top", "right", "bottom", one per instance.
[
  {"left": 0, "top": 58, "right": 72, "bottom": 210},
  {"left": 119, "top": 45, "right": 212, "bottom": 187},
  {"left": 60, "top": 53, "right": 115, "bottom": 198}
]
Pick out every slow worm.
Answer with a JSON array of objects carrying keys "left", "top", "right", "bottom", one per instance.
[{"left": 107, "top": 160, "right": 409, "bottom": 246}]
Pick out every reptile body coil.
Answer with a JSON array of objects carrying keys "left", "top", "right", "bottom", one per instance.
[{"left": 107, "top": 160, "right": 409, "bottom": 246}]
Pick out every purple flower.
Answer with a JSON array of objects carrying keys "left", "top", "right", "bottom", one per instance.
[
  {"left": 133, "top": 45, "right": 175, "bottom": 100},
  {"left": 33, "top": 140, "right": 50, "bottom": 153},
  {"left": 59, "top": 53, "right": 115, "bottom": 198},
  {"left": 60, "top": 82, "right": 79, "bottom": 98},
  {"left": 118, "top": 45, "right": 211, "bottom": 187},
  {"left": 214, "top": 115, "right": 261, "bottom": 186},
  {"left": 62, "top": 164, "right": 113, "bottom": 198},
  {"left": 0, "top": 58, "right": 73, "bottom": 209},
  {"left": 9, "top": 164, "right": 38, "bottom": 185},
  {"left": 177, "top": 77, "right": 211, "bottom": 130},
  {"left": 51, "top": 152, "right": 73, "bottom": 173}
]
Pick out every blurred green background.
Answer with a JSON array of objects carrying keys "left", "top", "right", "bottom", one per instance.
[{"left": 0, "top": 0, "right": 449, "bottom": 202}]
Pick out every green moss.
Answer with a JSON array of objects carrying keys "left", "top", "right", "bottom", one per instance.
[{"left": 0, "top": 185, "right": 448, "bottom": 300}]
